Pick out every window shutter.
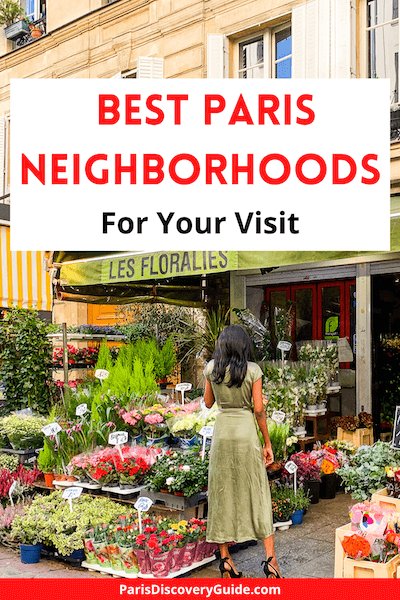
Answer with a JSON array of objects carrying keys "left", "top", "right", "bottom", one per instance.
[
  {"left": 0, "top": 117, "right": 5, "bottom": 197},
  {"left": 292, "top": 0, "right": 354, "bottom": 78},
  {"left": 137, "top": 57, "right": 164, "bottom": 78},
  {"left": 207, "top": 34, "right": 228, "bottom": 78}
]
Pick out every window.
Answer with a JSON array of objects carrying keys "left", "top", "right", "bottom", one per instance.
[
  {"left": 238, "top": 24, "right": 292, "bottom": 79},
  {"left": 20, "top": 0, "right": 40, "bottom": 21},
  {"left": 367, "top": 0, "right": 399, "bottom": 105}
]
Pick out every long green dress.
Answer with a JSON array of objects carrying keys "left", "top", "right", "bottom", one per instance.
[{"left": 204, "top": 360, "right": 273, "bottom": 544}]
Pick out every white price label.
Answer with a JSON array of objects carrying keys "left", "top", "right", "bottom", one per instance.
[
  {"left": 134, "top": 497, "right": 153, "bottom": 513},
  {"left": 9, "top": 481, "right": 17, "bottom": 496},
  {"left": 271, "top": 410, "right": 286, "bottom": 424},
  {"left": 42, "top": 422, "right": 62, "bottom": 436},
  {"left": 199, "top": 425, "right": 214, "bottom": 438},
  {"left": 175, "top": 382, "right": 192, "bottom": 392},
  {"left": 95, "top": 369, "right": 110, "bottom": 381},
  {"left": 285, "top": 460, "right": 298, "bottom": 475},
  {"left": 108, "top": 431, "right": 128, "bottom": 446},
  {"left": 277, "top": 341, "right": 292, "bottom": 352},
  {"left": 76, "top": 403, "right": 88, "bottom": 416},
  {"left": 62, "top": 487, "right": 83, "bottom": 500}
]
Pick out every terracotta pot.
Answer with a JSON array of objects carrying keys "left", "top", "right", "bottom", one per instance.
[
  {"left": 44, "top": 472, "right": 54, "bottom": 488},
  {"left": 174, "top": 491, "right": 185, "bottom": 497},
  {"left": 30, "top": 27, "right": 42, "bottom": 39},
  {"left": 66, "top": 476, "right": 78, "bottom": 482}
]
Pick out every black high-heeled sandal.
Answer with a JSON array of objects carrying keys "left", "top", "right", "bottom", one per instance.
[
  {"left": 262, "top": 557, "right": 282, "bottom": 578},
  {"left": 219, "top": 557, "right": 243, "bottom": 578}
]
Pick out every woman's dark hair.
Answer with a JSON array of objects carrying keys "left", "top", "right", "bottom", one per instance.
[{"left": 212, "top": 325, "right": 254, "bottom": 387}]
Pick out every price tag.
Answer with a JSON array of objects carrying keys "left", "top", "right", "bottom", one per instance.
[
  {"left": 42, "top": 422, "right": 62, "bottom": 436},
  {"left": 285, "top": 461, "right": 298, "bottom": 475},
  {"left": 134, "top": 497, "right": 153, "bottom": 513},
  {"left": 175, "top": 383, "right": 192, "bottom": 392},
  {"left": 271, "top": 410, "right": 286, "bottom": 424},
  {"left": 95, "top": 369, "right": 110, "bottom": 381},
  {"left": 199, "top": 426, "right": 214, "bottom": 438},
  {"left": 62, "top": 487, "right": 83, "bottom": 500},
  {"left": 108, "top": 431, "right": 128, "bottom": 446},
  {"left": 277, "top": 341, "right": 292, "bottom": 352},
  {"left": 76, "top": 403, "right": 88, "bottom": 417},
  {"left": 135, "top": 496, "right": 154, "bottom": 533},
  {"left": 62, "top": 486, "right": 82, "bottom": 513}
]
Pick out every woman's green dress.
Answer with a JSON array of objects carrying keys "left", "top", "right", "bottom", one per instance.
[{"left": 204, "top": 360, "right": 273, "bottom": 544}]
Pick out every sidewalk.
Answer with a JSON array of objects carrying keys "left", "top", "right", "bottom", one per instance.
[{"left": 0, "top": 493, "right": 350, "bottom": 578}]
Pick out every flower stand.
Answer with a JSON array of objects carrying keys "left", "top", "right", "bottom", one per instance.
[{"left": 343, "top": 555, "right": 400, "bottom": 578}]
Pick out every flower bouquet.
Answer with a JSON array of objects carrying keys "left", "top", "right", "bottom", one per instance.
[{"left": 385, "top": 467, "right": 400, "bottom": 499}]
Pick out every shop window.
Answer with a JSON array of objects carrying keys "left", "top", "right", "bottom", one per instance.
[
  {"left": 367, "top": 0, "right": 399, "bottom": 140},
  {"left": 238, "top": 24, "right": 292, "bottom": 79}
]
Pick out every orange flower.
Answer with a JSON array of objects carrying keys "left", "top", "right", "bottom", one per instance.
[
  {"left": 342, "top": 534, "right": 371, "bottom": 559},
  {"left": 321, "top": 459, "right": 335, "bottom": 475}
]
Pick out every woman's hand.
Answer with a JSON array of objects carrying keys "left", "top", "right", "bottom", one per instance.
[{"left": 263, "top": 445, "right": 274, "bottom": 467}]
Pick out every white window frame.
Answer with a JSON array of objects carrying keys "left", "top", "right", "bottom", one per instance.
[
  {"left": 20, "top": 0, "right": 40, "bottom": 21},
  {"left": 234, "top": 21, "right": 292, "bottom": 79}
]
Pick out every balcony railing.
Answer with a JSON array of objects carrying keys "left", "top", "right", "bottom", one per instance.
[
  {"left": 391, "top": 105, "right": 400, "bottom": 143},
  {"left": 0, "top": 195, "right": 10, "bottom": 222},
  {"left": 9, "top": 16, "right": 46, "bottom": 49}
]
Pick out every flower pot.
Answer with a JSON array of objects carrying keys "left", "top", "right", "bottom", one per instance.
[
  {"left": 170, "top": 546, "right": 185, "bottom": 572},
  {"left": 131, "top": 434, "right": 143, "bottom": 445},
  {"left": 20, "top": 543, "right": 41, "bottom": 564},
  {"left": 304, "top": 479, "right": 320, "bottom": 504},
  {"left": 64, "top": 549, "right": 85, "bottom": 563},
  {"left": 30, "top": 26, "right": 42, "bottom": 39},
  {"left": 320, "top": 473, "right": 337, "bottom": 499},
  {"left": 120, "top": 546, "right": 138, "bottom": 575},
  {"left": 203, "top": 543, "right": 218, "bottom": 558},
  {"left": 194, "top": 539, "right": 207, "bottom": 563},
  {"left": 4, "top": 20, "right": 30, "bottom": 41},
  {"left": 175, "top": 435, "right": 198, "bottom": 449},
  {"left": 291, "top": 509, "right": 304, "bottom": 525},
  {"left": 84, "top": 539, "right": 97, "bottom": 564},
  {"left": 273, "top": 520, "right": 292, "bottom": 531},
  {"left": 146, "top": 434, "right": 169, "bottom": 447},
  {"left": 181, "top": 541, "right": 197, "bottom": 567},
  {"left": 44, "top": 472, "right": 54, "bottom": 488},
  {"left": 149, "top": 550, "right": 172, "bottom": 577},
  {"left": 135, "top": 548, "right": 151, "bottom": 574}
]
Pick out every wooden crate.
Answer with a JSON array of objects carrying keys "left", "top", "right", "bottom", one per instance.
[
  {"left": 337, "top": 427, "right": 373, "bottom": 447},
  {"left": 371, "top": 488, "right": 400, "bottom": 512},
  {"left": 343, "top": 555, "right": 400, "bottom": 578},
  {"left": 335, "top": 522, "right": 400, "bottom": 578}
]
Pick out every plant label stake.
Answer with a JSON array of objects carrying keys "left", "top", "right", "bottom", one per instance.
[
  {"left": 63, "top": 486, "right": 82, "bottom": 512},
  {"left": 108, "top": 431, "right": 128, "bottom": 460},
  {"left": 285, "top": 460, "right": 298, "bottom": 494},
  {"left": 8, "top": 480, "right": 17, "bottom": 507},
  {"left": 175, "top": 382, "right": 192, "bottom": 405},
  {"left": 76, "top": 403, "right": 88, "bottom": 417},
  {"left": 271, "top": 410, "right": 286, "bottom": 424},
  {"left": 277, "top": 341, "right": 292, "bottom": 368},
  {"left": 134, "top": 497, "right": 153, "bottom": 533},
  {"left": 95, "top": 369, "right": 109, "bottom": 387},
  {"left": 42, "top": 422, "right": 63, "bottom": 467},
  {"left": 199, "top": 425, "right": 214, "bottom": 460}
]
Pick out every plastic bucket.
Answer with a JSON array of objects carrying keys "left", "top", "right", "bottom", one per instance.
[
  {"left": 291, "top": 509, "right": 304, "bottom": 525},
  {"left": 20, "top": 544, "right": 41, "bottom": 564}
]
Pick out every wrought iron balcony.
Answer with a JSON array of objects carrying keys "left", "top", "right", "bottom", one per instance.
[
  {"left": 0, "top": 194, "right": 10, "bottom": 222},
  {"left": 391, "top": 105, "right": 400, "bottom": 143},
  {"left": 9, "top": 16, "right": 46, "bottom": 49}
]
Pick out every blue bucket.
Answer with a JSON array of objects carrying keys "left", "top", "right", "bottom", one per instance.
[
  {"left": 20, "top": 543, "right": 42, "bottom": 564},
  {"left": 291, "top": 510, "right": 304, "bottom": 525}
]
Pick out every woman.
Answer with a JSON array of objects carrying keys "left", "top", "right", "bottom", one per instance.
[{"left": 204, "top": 325, "right": 281, "bottom": 578}]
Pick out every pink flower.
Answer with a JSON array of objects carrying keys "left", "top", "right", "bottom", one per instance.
[
  {"left": 106, "top": 422, "right": 115, "bottom": 429},
  {"left": 144, "top": 414, "right": 164, "bottom": 425}
]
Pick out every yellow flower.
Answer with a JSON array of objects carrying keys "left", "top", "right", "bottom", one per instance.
[
  {"left": 178, "top": 520, "right": 188, "bottom": 527},
  {"left": 170, "top": 524, "right": 179, "bottom": 530}
]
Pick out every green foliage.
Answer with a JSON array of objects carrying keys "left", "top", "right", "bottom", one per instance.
[
  {"left": 287, "top": 487, "right": 311, "bottom": 511},
  {"left": 11, "top": 492, "right": 124, "bottom": 555},
  {"left": 0, "top": 414, "right": 46, "bottom": 450},
  {"left": 270, "top": 485, "right": 295, "bottom": 522},
  {"left": 266, "top": 419, "right": 290, "bottom": 462},
  {"left": 0, "top": 453, "right": 19, "bottom": 472},
  {"left": 0, "top": 0, "right": 24, "bottom": 27},
  {"left": 338, "top": 441, "right": 400, "bottom": 501},
  {"left": 37, "top": 438, "right": 57, "bottom": 473},
  {"left": 95, "top": 341, "right": 113, "bottom": 372},
  {"left": 145, "top": 451, "right": 209, "bottom": 497},
  {"left": 0, "top": 308, "right": 53, "bottom": 414}
]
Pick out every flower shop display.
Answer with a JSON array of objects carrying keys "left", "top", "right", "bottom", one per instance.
[
  {"left": 338, "top": 442, "right": 400, "bottom": 501},
  {"left": 290, "top": 488, "right": 311, "bottom": 525},
  {"left": 0, "top": 453, "right": 19, "bottom": 472},
  {"left": 11, "top": 491, "right": 124, "bottom": 559},
  {"left": 52, "top": 345, "right": 99, "bottom": 369},
  {"left": 284, "top": 451, "right": 321, "bottom": 503},
  {"left": 0, "top": 502, "right": 30, "bottom": 549},
  {"left": 297, "top": 342, "right": 339, "bottom": 386},
  {"left": 0, "top": 414, "right": 47, "bottom": 450},
  {"left": 83, "top": 514, "right": 216, "bottom": 577},
  {"left": 144, "top": 450, "right": 209, "bottom": 499},
  {"left": 333, "top": 412, "right": 374, "bottom": 447},
  {"left": 271, "top": 485, "right": 295, "bottom": 529},
  {"left": 385, "top": 466, "right": 400, "bottom": 499},
  {"left": 0, "top": 465, "right": 41, "bottom": 502}
]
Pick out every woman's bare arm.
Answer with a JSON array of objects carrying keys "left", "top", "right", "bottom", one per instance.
[{"left": 253, "top": 378, "right": 274, "bottom": 466}]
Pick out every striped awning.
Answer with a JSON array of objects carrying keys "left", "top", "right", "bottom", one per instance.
[{"left": 0, "top": 225, "right": 52, "bottom": 312}]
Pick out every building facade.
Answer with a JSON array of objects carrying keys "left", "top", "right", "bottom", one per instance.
[{"left": 0, "top": 0, "right": 399, "bottom": 425}]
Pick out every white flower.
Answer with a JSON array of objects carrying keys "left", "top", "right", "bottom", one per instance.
[
  {"left": 166, "top": 477, "right": 175, "bottom": 486},
  {"left": 182, "top": 465, "right": 191, "bottom": 472}
]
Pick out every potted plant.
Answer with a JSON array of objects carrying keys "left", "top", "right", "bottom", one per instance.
[
  {"left": 289, "top": 488, "right": 311, "bottom": 525},
  {"left": 0, "top": 414, "right": 46, "bottom": 451},
  {"left": 271, "top": 485, "right": 295, "bottom": 530},
  {"left": 11, "top": 512, "right": 44, "bottom": 563},
  {"left": 0, "top": 0, "right": 28, "bottom": 40},
  {"left": 37, "top": 439, "right": 57, "bottom": 488}
]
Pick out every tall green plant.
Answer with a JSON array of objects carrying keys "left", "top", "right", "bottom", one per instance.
[
  {"left": 95, "top": 340, "right": 113, "bottom": 371},
  {"left": 0, "top": 308, "right": 53, "bottom": 414}
]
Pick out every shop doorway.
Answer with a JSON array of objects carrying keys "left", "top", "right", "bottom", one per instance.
[{"left": 372, "top": 273, "right": 400, "bottom": 436}]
